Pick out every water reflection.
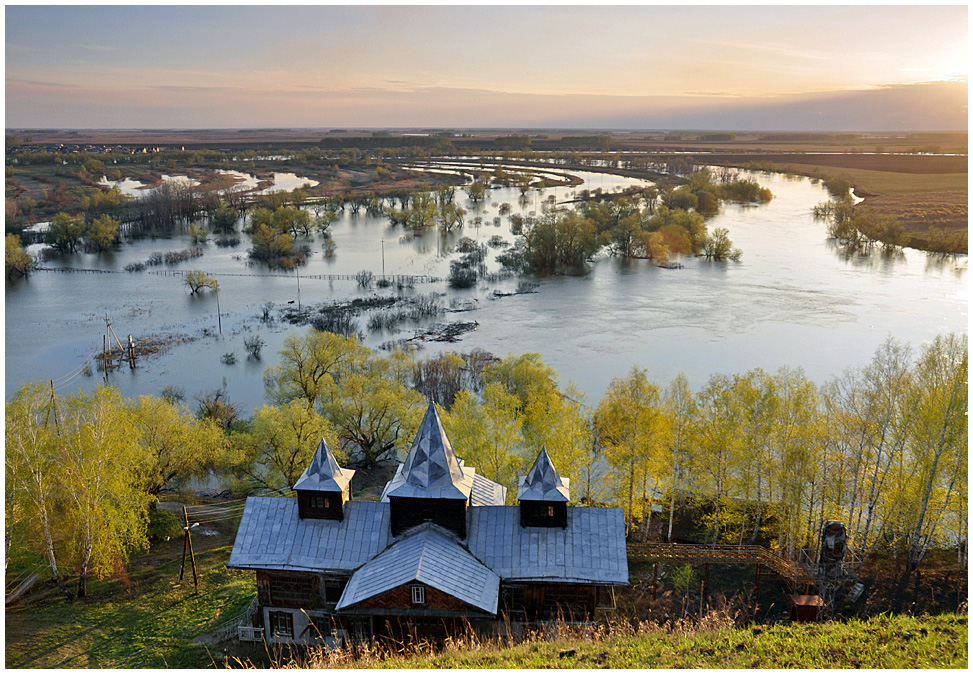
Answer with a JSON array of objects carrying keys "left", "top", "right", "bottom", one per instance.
[{"left": 5, "top": 167, "right": 967, "bottom": 414}]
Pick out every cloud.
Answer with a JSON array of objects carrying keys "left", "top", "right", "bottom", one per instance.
[{"left": 5, "top": 79, "right": 966, "bottom": 131}]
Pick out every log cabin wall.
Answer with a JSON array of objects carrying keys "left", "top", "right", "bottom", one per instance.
[{"left": 352, "top": 581, "right": 474, "bottom": 612}]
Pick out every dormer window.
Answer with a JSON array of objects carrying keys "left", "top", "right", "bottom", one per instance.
[
  {"left": 309, "top": 496, "right": 331, "bottom": 509},
  {"left": 410, "top": 585, "right": 425, "bottom": 605},
  {"left": 547, "top": 505, "right": 554, "bottom": 517}
]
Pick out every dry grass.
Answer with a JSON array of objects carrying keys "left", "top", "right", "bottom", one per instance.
[{"left": 229, "top": 607, "right": 968, "bottom": 669}]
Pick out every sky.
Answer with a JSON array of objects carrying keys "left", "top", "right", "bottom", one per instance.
[{"left": 4, "top": 4, "right": 969, "bottom": 131}]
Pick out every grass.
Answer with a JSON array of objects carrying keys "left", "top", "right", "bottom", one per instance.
[
  {"left": 282, "top": 610, "right": 968, "bottom": 669},
  {"left": 5, "top": 522, "right": 254, "bottom": 668},
  {"left": 770, "top": 161, "right": 967, "bottom": 251}
]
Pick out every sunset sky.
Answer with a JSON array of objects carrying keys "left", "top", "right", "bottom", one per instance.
[{"left": 5, "top": 5, "right": 968, "bottom": 131}]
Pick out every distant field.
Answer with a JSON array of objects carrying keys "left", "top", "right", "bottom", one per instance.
[{"left": 766, "top": 161, "right": 966, "bottom": 248}]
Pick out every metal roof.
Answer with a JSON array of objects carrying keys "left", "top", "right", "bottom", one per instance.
[
  {"left": 381, "top": 462, "right": 507, "bottom": 506},
  {"left": 384, "top": 402, "right": 473, "bottom": 501},
  {"left": 227, "top": 497, "right": 391, "bottom": 573},
  {"left": 466, "top": 506, "right": 629, "bottom": 585},
  {"left": 471, "top": 472, "right": 507, "bottom": 506},
  {"left": 292, "top": 438, "right": 355, "bottom": 493},
  {"left": 336, "top": 523, "right": 500, "bottom": 615},
  {"left": 517, "top": 446, "right": 570, "bottom": 502}
]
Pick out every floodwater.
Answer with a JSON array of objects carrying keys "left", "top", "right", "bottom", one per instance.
[{"left": 5, "top": 167, "right": 967, "bottom": 414}]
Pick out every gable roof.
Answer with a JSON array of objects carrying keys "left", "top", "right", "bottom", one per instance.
[
  {"left": 517, "top": 446, "right": 570, "bottom": 502},
  {"left": 467, "top": 506, "right": 628, "bottom": 585},
  {"left": 227, "top": 497, "right": 391, "bottom": 573},
  {"left": 384, "top": 402, "right": 473, "bottom": 501},
  {"left": 292, "top": 438, "right": 355, "bottom": 493},
  {"left": 336, "top": 523, "right": 500, "bottom": 615}
]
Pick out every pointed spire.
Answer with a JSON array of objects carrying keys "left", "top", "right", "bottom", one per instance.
[
  {"left": 387, "top": 401, "right": 472, "bottom": 500},
  {"left": 293, "top": 438, "right": 355, "bottom": 493},
  {"left": 518, "top": 446, "right": 570, "bottom": 502}
]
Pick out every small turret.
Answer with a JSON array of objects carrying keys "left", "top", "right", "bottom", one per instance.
[
  {"left": 518, "top": 447, "right": 569, "bottom": 528},
  {"left": 385, "top": 401, "right": 475, "bottom": 537},
  {"left": 293, "top": 438, "right": 355, "bottom": 521}
]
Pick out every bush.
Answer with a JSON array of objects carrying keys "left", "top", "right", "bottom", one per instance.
[
  {"left": 148, "top": 508, "right": 184, "bottom": 541},
  {"left": 448, "top": 261, "right": 478, "bottom": 289},
  {"left": 244, "top": 335, "right": 264, "bottom": 359},
  {"left": 220, "top": 352, "right": 236, "bottom": 365}
]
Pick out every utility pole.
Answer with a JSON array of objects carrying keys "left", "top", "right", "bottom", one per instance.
[
  {"left": 215, "top": 282, "right": 222, "bottom": 336},
  {"left": 179, "top": 506, "right": 199, "bottom": 594}
]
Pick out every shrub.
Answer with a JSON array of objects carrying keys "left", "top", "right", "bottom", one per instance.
[{"left": 148, "top": 508, "right": 184, "bottom": 541}]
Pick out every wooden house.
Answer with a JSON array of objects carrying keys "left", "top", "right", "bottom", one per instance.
[{"left": 227, "top": 402, "right": 628, "bottom": 646}]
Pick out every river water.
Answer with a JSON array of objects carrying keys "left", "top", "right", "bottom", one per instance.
[{"left": 5, "top": 167, "right": 966, "bottom": 413}]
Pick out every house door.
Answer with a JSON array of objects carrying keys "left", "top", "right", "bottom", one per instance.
[{"left": 524, "top": 586, "right": 545, "bottom": 621}]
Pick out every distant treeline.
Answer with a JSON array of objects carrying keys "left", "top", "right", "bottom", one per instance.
[{"left": 317, "top": 135, "right": 455, "bottom": 150}]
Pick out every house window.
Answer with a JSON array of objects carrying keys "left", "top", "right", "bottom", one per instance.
[
  {"left": 547, "top": 505, "right": 555, "bottom": 517},
  {"left": 411, "top": 585, "right": 425, "bottom": 605},
  {"left": 269, "top": 611, "right": 294, "bottom": 639},
  {"left": 310, "top": 495, "right": 331, "bottom": 509}
]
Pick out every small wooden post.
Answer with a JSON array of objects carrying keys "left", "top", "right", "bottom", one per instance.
[
  {"left": 703, "top": 563, "right": 710, "bottom": 597},
  {"left": 754, "top": 565, "right": 761, "bottom": 604},
  {"left": 127, "top": 334, "right": 135, "bottom": 368},
  {"left": 651, "top": 562, "right": 659, "bottom": 601},
  {"left": 103, "top": 334, "right": 108, "bottom": 378}
]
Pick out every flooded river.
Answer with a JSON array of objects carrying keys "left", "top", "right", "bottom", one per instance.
[{"left": 5, "top": 167, "right": 967, "bottom": 413}]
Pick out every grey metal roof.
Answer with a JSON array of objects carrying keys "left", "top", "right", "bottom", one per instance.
[
  {"left": 336, "top": 523, "right": 500, "bottom": 614},
  {"left": 471, "top": 472, "right": 507, "bottom": 506},
  {"left": 227, "top": 497, "right": 391, "bottom": 573},
  {"left": 467, "top": 506, "right": 629, "bottom": 585},
  {"left": 292, "top": 438, "right": 355, "bottom": 493},
  {"left": 380, "top": 463, "right": 506, "bottom": 506},
  {"left": 517, "top": 446, "right": 570, "bottom": 502},
  {"left": 384, "top": 402, "right": 473, "bottom": 501}
]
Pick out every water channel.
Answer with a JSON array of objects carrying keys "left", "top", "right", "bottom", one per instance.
[{"left": 5, "top": 166, "right": 967, "bottom": 414}]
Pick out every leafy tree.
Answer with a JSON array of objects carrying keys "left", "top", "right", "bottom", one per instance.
[
  {"left": 58, "top": 386, "right": 150, "bottom": 597},
  {"left": 5, "top": 383, "right": 72, "bottom": 598},
  {"left": 901, "top": 334, "right": 967, "bottom": 577},
  {"left": 85, "top": 214, "right": 120, "bottom": 252},
  {"left": 594, "top": 367, "right": 664, "bottom": 530},
  {"left": 184, "top": 269, "right": 217, "bottom": 294},
  {"left": 465, "top": 181, "right": 487, "bottom": 203},
  {"left": 263, "top": 329, "right": 369, "bottom": 410},
  {"left": 5, "top": 233, "right": 34, "bottom": 279},
  {"left": 322, "top": 358, "right": 425, "bottom": 468},
  {"left": 45, "top": 212, "right": 86, "bottom": 253},
  {"left": 444, "top": 384, "right": 524, "bottom": 500},
  {"left": 701, "top": 227, "right": 742, "bottom": 261},
  {"left": 233, "top": 401, "right": 340, "bottom": 494},
  {"left": 210, "top": 202, "right": 240, "bottom": 233},
  {"left": 129, "top": 396, "right": 226, "bottom": 497}
]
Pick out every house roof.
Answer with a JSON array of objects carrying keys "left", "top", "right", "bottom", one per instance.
[
  {"left": 227, "top": 498, "right": 391, "bottom": 573},
  {"left": 517, "top": 446, "right": 570, "bottom": 502},
  {"left": 384, "top": 402, "right": 473, "bottom": 501},
  {"left": 336, "top": 523, "right": 500, "bottom": 615},
  {"left": 467, "top": 506, "right": 629, "bottom": 585},
  {"left": 292, "top": 438, "right": 354, "bottom": 493},
  {"left": 381, "top": 462, "right": 507, "bottom": 506}
]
